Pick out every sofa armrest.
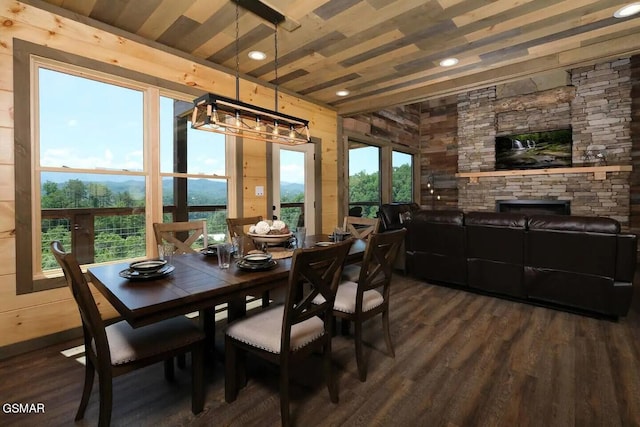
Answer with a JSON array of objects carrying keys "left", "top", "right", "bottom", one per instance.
[{"left": 616, "top": 234, "right": 637, "bottom": 282}]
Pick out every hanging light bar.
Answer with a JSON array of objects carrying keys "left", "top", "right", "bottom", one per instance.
[
  {"left": 191, "top": 1, "right": 310, "bottom": 145},
  {"left": 191, "top": 93, "right": 311, "bottom": 145}
]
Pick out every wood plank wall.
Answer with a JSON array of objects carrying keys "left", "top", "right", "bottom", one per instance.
[
  {"left": 0, "top": 0, "right": 338, "bottom": 352},
  {"left": 419, "top": 96, "right": 459, "bottom": 209},
  {"left": 343, "top": 106, "right": 421, "bottom": 149}
]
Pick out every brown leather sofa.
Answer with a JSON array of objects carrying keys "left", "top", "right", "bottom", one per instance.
[
  {"left": 405, "top": 210, "right": 467, "bottom": 286},
  {"left": 525, "top": 215, "right": 636, "bottom": 317},
  {"left": 404, "top": 210, "right": 637, "bottom": 318},
  {"left": 466, "top": 212, "right": 527, "bottom": 298}
]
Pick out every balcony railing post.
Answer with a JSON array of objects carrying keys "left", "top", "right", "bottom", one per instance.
[{"left": 72, "top": 212, "right": 95, "bottom": 264}]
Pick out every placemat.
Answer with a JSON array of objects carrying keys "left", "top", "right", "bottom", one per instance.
[{"left": 247, "top": 248, "right": 293, "bottom": 260}]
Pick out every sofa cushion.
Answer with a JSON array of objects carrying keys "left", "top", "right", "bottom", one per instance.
[
  {"left": 528, "top": 214, "right": 620, "bottom": 234},
  {"left": 465, "top": 211, "right": 527, "bottom": 228},
  {"left": 411, "top": 209, "right": 464, "bottom": 225}
]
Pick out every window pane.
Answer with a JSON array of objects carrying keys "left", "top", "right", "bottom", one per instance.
[
  {"left": 187, "top": 178, "right": 228, "bottom": 244},
  {"left": 392, "top": 151, "right": 413, "bottom": 202},
  {"left": 160, "top": 96, "right": 226, "bottom": 175},
  {"left": 39, "top": 68, "right": 143, "bottom": 170},
  {"left": 280, "top": 149, "right": 305, "bottom": 228},
  {"left": 187, "top": 178, "right": 227, "bottom": 206},
  {"left": 40, "top": 172, "right": 146, "bottom": 269},
  {"left": 348, "top": 144, "right": 380, "bottom": 218}
]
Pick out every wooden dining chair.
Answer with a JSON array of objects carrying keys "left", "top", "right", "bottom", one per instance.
[
  {"left": 226, "top": 215, "right": 263, "bottom": 253},
  {"left": 325, "top": 228, "right": 406, "bottom": 382},
  {"left": 341, "top": 216, "right": 381, "bottom": 282},
  {"left": 343, "top": 216, "right": 380, "bottom": 240},
  {"left": 153, "top": 220, "right": 208, "bottom": 254},
  {"left": 226, "top": 216, "right": 273, "bottom": 307},
  {"left": 50, "top": 241, "right": 205, "bottom": 427},
  {"left": 225, "top": 239, "right": 354, "bottom": 427}
]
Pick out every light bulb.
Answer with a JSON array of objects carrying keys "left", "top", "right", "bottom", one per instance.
[
  {"left": 211, "top": 107, "right": 218, "bottom": 124},
  {"left": 437, "top": 195, "right": 441, "bottom": 200},
  {"left": 430, "top": 189, "right": 434, "bottom": 194},
  {"left": 289, "top": 126, "right": 295, "bottom": 138},
  {"left": 273, "top": 121, "right": 279, "bottom": 135},
  {"left": 235, "top": 111, "right": 241, "bottom": 127},
  {"left": 255, "top": 117, "right": 262, "bottom": 131}
]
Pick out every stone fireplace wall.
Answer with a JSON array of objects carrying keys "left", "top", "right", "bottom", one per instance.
[{"left": 457, "top": 58, "right": 633, "bottom": 229}]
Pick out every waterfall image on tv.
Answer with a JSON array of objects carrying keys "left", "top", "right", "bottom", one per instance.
[{"left": 495, "top": 129, "right": 572, "bottom": 170}]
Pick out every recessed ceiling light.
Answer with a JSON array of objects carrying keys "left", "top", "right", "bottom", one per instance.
[
  {"left": 614, "top": 2, "right": 640, "bottom": 18},
  {"left": 439, "top": 58, "right": 459, "bottom": 67},
  {"left": 336, "top": 90, "right": 350, "bottom": 97},
  {"left": 248, "top": 50, "right": 267, "bottom": 60}
]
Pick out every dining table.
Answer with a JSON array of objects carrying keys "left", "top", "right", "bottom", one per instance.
[{"left": 87, "top": 235, "right": 366, "bottom": 352}]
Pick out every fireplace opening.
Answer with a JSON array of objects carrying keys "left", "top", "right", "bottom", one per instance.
[{"left": 496, "top": 200, "right": 570, "bottom": 215}]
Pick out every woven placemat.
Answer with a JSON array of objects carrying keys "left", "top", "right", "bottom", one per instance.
[{"left": 247, "top": 248, "right": 293, "bottom": 260}]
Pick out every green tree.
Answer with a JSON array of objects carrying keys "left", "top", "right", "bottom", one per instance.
[{"left": 392, "top": 163, "right": 412, "bottom": 202}]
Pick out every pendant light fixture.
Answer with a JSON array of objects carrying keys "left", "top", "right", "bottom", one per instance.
[{"left": 191, "top": 1, "right": 310, "bottom": 145}]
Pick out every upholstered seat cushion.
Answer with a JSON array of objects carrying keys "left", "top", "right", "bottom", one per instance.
[
  {"left": 225, "top": 305, "right": 325, "bottom": 354},
  {"left": 99, "top": 317, "right": 205, "bottom": 366},
  {"left": 341, "top": 264, "right": 361, "bottom": 282},
  {"left": 313, "top": 281, "right": 384, "bottom": 314}
]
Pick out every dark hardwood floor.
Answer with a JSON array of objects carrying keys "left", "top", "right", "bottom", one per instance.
[{"left": 2, "top": 275, "right": 640, "bottom": 426}]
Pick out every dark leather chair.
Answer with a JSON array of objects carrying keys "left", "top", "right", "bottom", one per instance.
[
  {"left": 466, "top": 212, "right": 527, "bottom": 297},
  {"left": 225, "top": 239, "right": 353, "bottom": 427},
  {"left": 50, "top": 241, "right": 205, "bottom": 427},
  {"left": 379, "top": 202, "right": 420, "bottom": 232},
  {"left": 524, "top": 215, "right": 636, "bottom": 316},
  {"left": 406, "top": 210, "right": 467, "bottom": 286}
]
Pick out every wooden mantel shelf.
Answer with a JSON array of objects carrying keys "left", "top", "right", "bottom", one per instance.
[{"left": 456, "top": 165, "right": 632, "bottom": 183}]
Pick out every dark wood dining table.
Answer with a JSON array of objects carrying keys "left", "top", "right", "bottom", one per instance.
[{"left": 87, "top": 236, "right": 365, "bottom": 350}]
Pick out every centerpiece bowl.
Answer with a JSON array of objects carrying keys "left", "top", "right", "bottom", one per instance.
[{"left": 247, "top": 232, "right": 292, "bottom": 245}]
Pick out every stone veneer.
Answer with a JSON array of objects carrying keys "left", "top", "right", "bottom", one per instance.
[{"left": 457, "top": 58, "right": 633, "bottom": 229}]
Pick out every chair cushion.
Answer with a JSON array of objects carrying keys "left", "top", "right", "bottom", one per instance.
[
  {"left": 341, "top": 264, "right": 361, "bottom": 282},
  {"left": 225, "top": 305, "right": 324, "bottom": 354},
  {"left": 101, "top": 317, "right": 204, "bottom": 366},
  {"left": 313, "top": 281, "right": 384, "bottom": 314}
]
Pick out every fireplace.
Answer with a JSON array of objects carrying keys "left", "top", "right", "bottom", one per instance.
[{"left": 496, "top": 200, "right": 570, "bottom": 215}]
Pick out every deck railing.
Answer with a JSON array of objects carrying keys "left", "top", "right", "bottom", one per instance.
[{"left": 41, "top": 203, "right": 309, "bottom": 268}]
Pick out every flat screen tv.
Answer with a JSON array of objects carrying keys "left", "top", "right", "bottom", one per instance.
[{"left": 495, "top": 128, "right": 572, "bottom": 170}]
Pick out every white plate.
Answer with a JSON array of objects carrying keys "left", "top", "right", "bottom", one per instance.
[
  {"left": 315, "top": 241, "right": 335, "bottom": 247},
  {"left": 243, "top": 253, "right": 273, "bottom": 263}
]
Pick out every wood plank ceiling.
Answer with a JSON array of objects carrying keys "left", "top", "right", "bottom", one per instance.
[{"left": 37, "top": 0, "right": 640, "bottom": 115}]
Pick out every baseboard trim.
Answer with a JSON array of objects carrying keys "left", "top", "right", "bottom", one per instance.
[{"left": 0, "top": 327, "right": 84, "bottom": 361}]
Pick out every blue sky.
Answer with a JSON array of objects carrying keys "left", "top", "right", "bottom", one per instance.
[
  {"left": 39, "top": 67, "right": 409, "bottom": 184},
  {"left": 39, "top": 68, "right": 305, "bottom": 182}
]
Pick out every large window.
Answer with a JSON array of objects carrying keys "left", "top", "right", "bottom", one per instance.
[
  {"left": 159, "top": 96, "right": 229, "bottom": 243},
  {"left": 346, "top": 139, "right": 416, "bottom": 218},
  {"left": 392, "top": 150, "right": 413, "bottom": 202},
  {"left": 26, "top": 57, "right": 232, "bottom": 287},
  {"left": 38, "top": 67, "right": 147, "bottom": 271},
  {"left": 348, "top": 143, "right": 380, "bottom": 218}
]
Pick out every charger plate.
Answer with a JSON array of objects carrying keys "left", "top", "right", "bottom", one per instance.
[
  {"left": 120, "top": 264, "right": 175, "bottom": 281},
  {"left": 236, "top": 259, "right": 278, "bottom": 271}
]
